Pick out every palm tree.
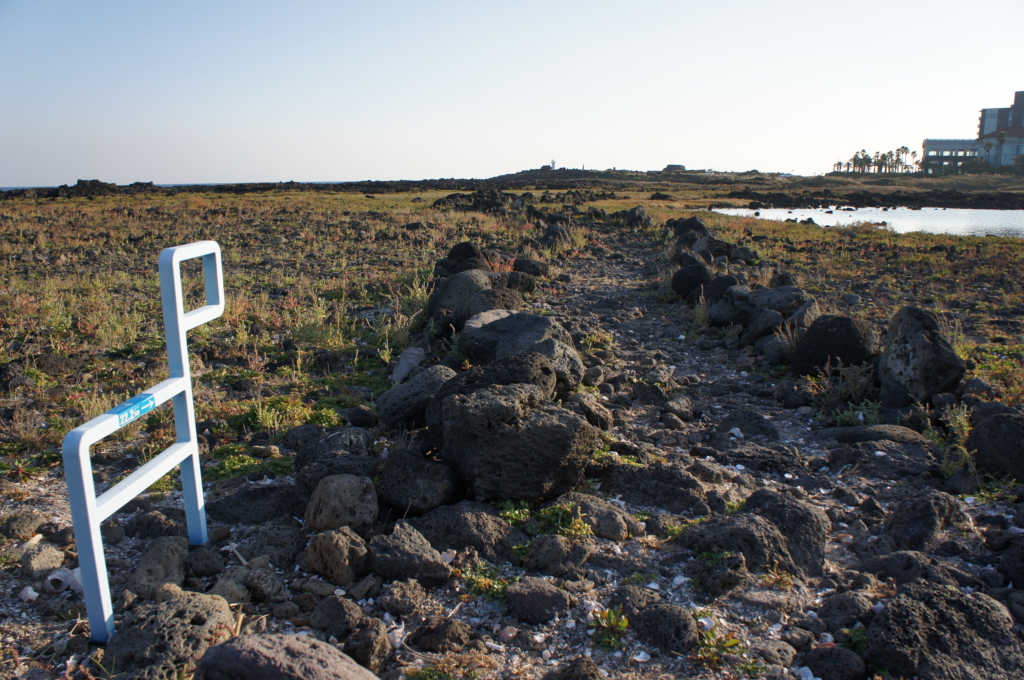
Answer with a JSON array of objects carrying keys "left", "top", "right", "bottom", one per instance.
[
  {"left": 997, "top": 131, "right": 1008, "bottom": 167},
  {"left": 984, "top": 141, "right": 994, "bottom": 163}
]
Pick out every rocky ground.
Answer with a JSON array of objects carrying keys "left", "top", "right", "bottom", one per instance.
[{"left": 2, "top": 191, "right": 1024, "bottom": 680}]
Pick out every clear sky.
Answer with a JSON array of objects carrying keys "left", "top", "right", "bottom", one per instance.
[{"left": 2, "top": 0, "right": 1022, "bottom": 186}]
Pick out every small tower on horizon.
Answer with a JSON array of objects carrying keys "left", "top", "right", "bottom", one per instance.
[{"left": 551, "top": 160, "right": 556, "bottom": 170}]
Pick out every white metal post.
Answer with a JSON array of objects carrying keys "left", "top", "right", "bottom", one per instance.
[{"left": 61, "top": 241, "right": 224, "bottom": 642}]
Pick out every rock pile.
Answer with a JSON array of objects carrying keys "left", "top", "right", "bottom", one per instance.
[{"left": 10, "top": 221, "right": 1024, "bottom": 680}]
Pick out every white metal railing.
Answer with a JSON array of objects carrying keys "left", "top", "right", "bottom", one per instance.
[{"left": 62, "top": 241, "right": 224, "bottom": 642}]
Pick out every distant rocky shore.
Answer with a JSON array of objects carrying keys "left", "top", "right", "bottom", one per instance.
[{"left": 728, "top": 188, "right": 1024, "bottom": 211}]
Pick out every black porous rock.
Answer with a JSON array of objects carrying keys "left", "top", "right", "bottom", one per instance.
[
  {"left": 607, "top": 584, "right": 663, "bottom": 618},
  {"left": 207, "top": 484, "right": 308, "bottom": 524},
  {"left": 597, "top": 461, "right": 706, "bottom": 514},
  {"left": 379, "top": 449, "right": 456, "bottom": 516},
  {"left": 294, "top": 428, "right": 376, "bottom": 471},
  {"left": 369, "top": 522, "right": 452, "bottom": 587},
  {"left": 743, "top": 490, "right": 830, "bottom": 577},
  {"left": 237, "top": 523, "right": 307, "bottom": 570},
  {"left": 457, "top": 313, "right": 583, "bottom": 392},
  {"left": 866, "top": 583, "right": 1024, "bottom": 680},
  {"left": 439, "top": 384, "right": 598, "bottom": 502},
  {"left": 410, "top": 501, "right": 528, "bottom": 564},
  {"left": 309, "top": 595, "right": 367, "bottom": 640},
  {"left": 426, "top": 269, "right": 492, "bottom": 319},
  {"left": 540, "top": 657, "right": 604, "bottom": 680},
  {"left": 407, "top": 617, "right": 472, "bottom": 653},
  {"left": 883, "top": 490, "right": 968, "bottom": 552},
  {"left": 343, "top": 619, "right": 392, "bottom": 675},
  {"left": 633, "top": 603, "right": 700, "bottom": 655},
  {"left": 879, "top": 305, "right": 966, "bottom": 405},
  {"left": 968, "top": 412, "right": 1024, "bottom": 481},
  {"left": 789, "top": 315, "right": 880, "bottom": 376},
  {"left": 376, "top": 365, "right": 457, "bottom": 428},
  {"left": 106, "top": 591, "right": 235, "bottom": 680},
  {"left": 999, "top": 537, "right": 1024, "bottom": 587},
  {"left": 194, "top": 633, "right": 378, "bottom": 680},
  {"left": 507, "top": 576, "right": 571, "bottom": 625},
  {"left": 425, "top": 352, "right": 557, "bottom": 439},
  {"left": 675, "top": 514, "right": 801, "bottom": 576},
  {"left": 801, "top": 645, "right": 865, "bottom": 680},
  {"left": 125, "top": 510, "right": 185, "bottom": 539},
  {"left": 454, "top": 288, "right": 525, "bottom": 330},
  {"left": 671, "top": 262, "right": 712, "bottom": 299},
  {"left": 852, "top": 551, "right": 980, "bottom": 588}
]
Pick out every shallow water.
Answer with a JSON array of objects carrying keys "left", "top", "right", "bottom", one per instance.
[{"left": 714, "top": 207, "right": 1024, "bottom": 238}]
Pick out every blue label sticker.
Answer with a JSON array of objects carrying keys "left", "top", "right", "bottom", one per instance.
[{"left": 109, "top": 394, "right": 156, "bottom": 427}]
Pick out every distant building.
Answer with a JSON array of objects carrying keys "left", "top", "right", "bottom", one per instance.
[
  {"left": 663, "top": 164, "right": 686, "bottom": 172},
  {"left": 922, "top": 139, "right": 976, "bottom": 174},
  {"left": 978, "top": 91, "right": 1024, "bottom": 137},
  {"left": 976, "top": 127, "right": 1024, "bottom": 167},
  {"left": 922, "top": 89, "right": 1023, "bottom": 173}
]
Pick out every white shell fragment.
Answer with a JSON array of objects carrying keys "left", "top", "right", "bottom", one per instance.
[
  {"left": 386, "top": 622, "right": 406, "bottom": 649},
  {"left": 441, "top": 549, "right": 457, "bottom": 563},
  {"left": 47, "top": 567, "right": 84, "bottom": 594},
  {"left": 697, "top": 617, "right": 715, "bottom": 631},
  {"left": 632, "top": 651, "right": 651, "bottom": 662},
  {"left": 19, "top": 586, "right": 39, "bottom": 602},
  {"left": 728, "top": 427, "right": 744, "bottom": 438}
]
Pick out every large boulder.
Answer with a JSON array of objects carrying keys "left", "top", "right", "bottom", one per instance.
[
  {"left": 379, "top": 449, "right": 456, "bottom": 515},
  {"left": 194, "top": 633, "right": 378, "bottom": 680},
  {"left": 127, "top": 536, "right": 188, "bottom": 600},
  {"left": 454, "top": 288, "right": 524, "bottom": 330},
  {"left": 304, "top": 475, "right": 378, "bottom": 534},
  {"left": 507, "top": 577, "right": 571, "bottom": 624},
  {"left": 426, "top": 269, "right": 492, "bottom": 319},
  {"left": 669, "top": 215, "right": 710, "bottom": 238},
  {"left": 597, "top": 461, "right": 706, "bottom": 514},
  {"left": 369, "top": 522, "right": 452, "bottom": 587},
  {"left": 853, "top": 551, "right": 981, "bottom": 588},
  {"left": 676, "top": 514, "right": 801, "bottom": 577},
  {"left": 883, "top": 490, "right": 968, "bottom": 552},
  {"left": 305, "top": 527, "right": 371, "bottom": 587},
  {"left": 424, "top": 352, "right": 557, "bottom": 444},
  {"left": 879, "top": 306, "right": 965, "bottom": 405},
  {"left": 106, "top": 591, "right": 235, "bottom": 680},
  {"left": 742, "top": 490, "right": 830, "bottom": 576},
  {"left": 633, "top": 603, "right": 700, "bottom": 655},
  {"left": 866, "top": 583, "right": 1024, "bottom": 679},
  {"left": 625, "top": 206, "right": 652, "bottom": 229},
  {"left": 738, "top": 308, "right": 783, "bottom": 347},
  {"left": 294, "top": 428, "right": 376, "bottom": 471},
  {"left": 790, "top": 314, "right": 880, "bottom": 375},
  {"left": 671, "top": 262, "right": 712, "bottom": 299},
  {"left": 410, "top": 501, "right": 529, "bottom": 564},
  {"left": 743, "top": 286, "right": 811, "bottom": 317},
  {"left": 375, "top": 365, "right": 457, "bottom": 428},
  {"left": 966, "top": 412, "right": 1024, "bottom": 481},
  {"left": 440, "top": 384, "right": 598, "bottom": 501},
  {"left": 458, "top": 313, "right": 583, "bottom": 392}
]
